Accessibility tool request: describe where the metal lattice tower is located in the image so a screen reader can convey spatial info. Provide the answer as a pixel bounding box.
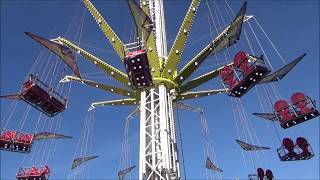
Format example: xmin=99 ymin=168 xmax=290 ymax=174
xmin=139 ymin=85 xmax=179 ymax=179
xmin=138 ymin=1 xmax=179 ymax=179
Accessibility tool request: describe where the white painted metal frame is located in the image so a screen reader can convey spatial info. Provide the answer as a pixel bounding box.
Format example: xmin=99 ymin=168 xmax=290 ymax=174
xmin=139 ymin=85 xmax=180 ymax=179
xmin=148 ymin=0 xmax=168 ymax=58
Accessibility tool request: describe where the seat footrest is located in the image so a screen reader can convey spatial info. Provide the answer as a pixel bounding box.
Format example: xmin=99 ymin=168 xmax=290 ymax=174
xmin=280 ymin=109 xmax=319 ymax=129
xmin=228 ymin=66 xmax=270 ymax=97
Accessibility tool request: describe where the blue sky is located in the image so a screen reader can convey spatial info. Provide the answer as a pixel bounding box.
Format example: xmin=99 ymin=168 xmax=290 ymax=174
xmin=1 ymin=0 xmax=319 ymax=179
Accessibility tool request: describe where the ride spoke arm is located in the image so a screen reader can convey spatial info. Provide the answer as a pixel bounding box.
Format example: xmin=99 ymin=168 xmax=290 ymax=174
xmin=174 ymin=2 xmax=248 ymax=84
xmin=89 ymin=98 xmax=138 ymax=110
xmin=176 ymin=89 xmax=226 ymax=100
xmin=161 ymin=0 xmax=201 ymax=79
xmin=57 ymin=37 xmax=130 ymax=87
xmin=179 ymin=62 xmax=233 ymax=93
xmin=82 ymin=0 xmax=128 ymax=60
xmin=140 ymin=0 xmax=160 ymax=77
xmin=60 ymin=75 xmax=137 ymax=98
xmin=128 ymin=0 xmax=152 ymax=42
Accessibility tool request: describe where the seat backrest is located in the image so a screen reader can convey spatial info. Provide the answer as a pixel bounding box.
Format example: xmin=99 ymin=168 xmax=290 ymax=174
xmin=283 ymin=138 xmax=295 ymax=150
xmin=220 ymin=66 xmax=236 ymax=87
xmin=296 ymin=137 xmax=309 ymax=149
xmin=17 ymin=134 xmax=33 ymax=143
xmin=291 ymin=92 xmax=311 ymax=113
xmin=274 ymin=100 xmax=289 ymax=113
xmin=2 ymin=131 xmax=16 ymax=140
xmin=291 ymin=92 xmax=307 ymax=106
xmin=233 ymin=51 xmax=251 ymax=75
xmin=257 ymin=168 xmax=264 ymax=180
xmin=274 ymin=100 xmax=293 ymax=122
xmin=40 ymin=166 xmax=50 ymax=175
xmin=233 ymin=51 xmax=248 ymax=68
xmin=28 ymin=167 xmax=38 ymax=175
xmin=265 ymin=169 xmax=273 ymax=180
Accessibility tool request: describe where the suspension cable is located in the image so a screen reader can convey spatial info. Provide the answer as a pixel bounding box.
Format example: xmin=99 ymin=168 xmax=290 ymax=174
xmin=230 ymin=98 xmax=248 ymax=170
xmin=253 ymin=17 xmax=287 ymax=65
xmin=18 ymin=106 xmax=31 ymax=132
xmin=176 ymin=109 xmax=187 ymax=180
xmin=1 ymin=99 xmax=19 ymax=131
xmin=247 ymin=21 xmax=274 ymax=71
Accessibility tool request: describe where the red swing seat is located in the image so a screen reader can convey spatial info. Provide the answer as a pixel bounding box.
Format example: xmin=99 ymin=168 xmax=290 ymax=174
xmin=220 ymin=51 xmax=270 ymax=97
xmin=277 ymin=137 xmax=314 ymax=161
xmin=21 ymin=74 xmax=67 ymax=117
xmin=274 ymin=93 xmax=319 ymax=129
xmin=0 ymin=130 xmax=17 ymax=150
xmin=16 ymin=166 xmax=50 ymax=180
xmin=0 ymin=130 xmax=33 ymax=153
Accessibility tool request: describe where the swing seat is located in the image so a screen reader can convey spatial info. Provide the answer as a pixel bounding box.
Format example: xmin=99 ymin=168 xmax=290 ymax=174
xmin=277 ymin=137 xmax=314 ymax=161
xmin=277 ymin=138 xmax=298 ymax=161
xmin=229 ymin=53 xmax=270 ymax=97
xmin=222 ymin=51 xmax=270 ymax=97
xmin=275 ymin=93 xmax=319 ymax=129
xmin=13 ymin=133 xmax=33 ymax=153
xmin=0 ymin=130 xmax=16 ymax=150
xmin=16 ymin=166 xmax=50 ymax=180
xmin=0 ymin=130 xmax=33 ymax=153
xmin=21 ymin=74 xmax=67 ymax=117
xmin=124 ymin=50 xmax=153 ymax=89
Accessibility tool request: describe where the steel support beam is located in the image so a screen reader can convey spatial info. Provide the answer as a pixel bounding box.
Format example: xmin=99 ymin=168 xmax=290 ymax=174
xmin=139 ymin=85 xmax=180 ymax=179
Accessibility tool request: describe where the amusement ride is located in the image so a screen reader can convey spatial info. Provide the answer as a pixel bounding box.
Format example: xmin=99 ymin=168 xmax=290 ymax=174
xmin=1 ymin=0 xmax=319 ymax=179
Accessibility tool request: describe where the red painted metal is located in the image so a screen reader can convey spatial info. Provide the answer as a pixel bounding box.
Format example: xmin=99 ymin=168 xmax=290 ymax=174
xmin=233 ymin=51 xmax=252 ymax=75
xmin=257 ymin=168 xmax=264 ymax=180
xmin=20 ymin=74 xmax=67 ymax=117
xmin=265 ymin=169 xmax=274 ymax=180
xmin=16 ymin=166 xmax=50 ymax=180
xmin=0 ymin=130 xmax=16 ymax=141
xmin=220 ymin=66 xmax=238 ymax=88
xmin=274 ymin=100 xmax=294 ymax=123
xmin=0 ymin=130 xmax=33 ymax=153
xmin=296 ymin=137 xmax=311 ymax=157
xmin=282 ymin=138 xmax=297 ymax=158
xmin=291 ymin=92 xmax=312 ymax=114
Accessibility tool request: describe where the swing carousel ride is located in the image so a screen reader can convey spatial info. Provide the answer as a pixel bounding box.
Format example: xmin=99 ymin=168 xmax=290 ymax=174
xmin=1 ymin=0 xmax=319 ymax=179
